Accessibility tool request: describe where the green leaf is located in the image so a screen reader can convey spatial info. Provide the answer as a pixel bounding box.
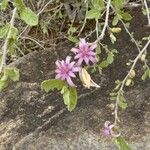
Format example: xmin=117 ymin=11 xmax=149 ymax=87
xmin=91 ymin=0 xmax=104 ymax=10
xmin=121 ymin=12 xmax=132 ymax=21
xmin=0 ymin=79 xmax=8 ymax=91
xmin=14 ymin=0 xmax=26 ymax=10
xmin=0 ymin=0 xmax=8 ymax=10
xmin=107 ymin=52 xmax=114 ymax=64
xmin=41 ymin=79 xmax=65 ymax=92
xmin=96 ymin=45 xmax=101 ymax=54
xmin=99 ymin=60 xmax=109 ymax=68
xmin=0 ymin=24 xmax=9 ymax=38
xmin=141 ymin=69 xmax=149 ymax=80
xmin=62 ymin=87 xmax=77 ymax=111
xmin=19 ymin=7 xmax=38 ymax=26
xmin=0 ymin=74 xmax=8 ymax=91
xmin=115 ymin=136 xmax=132 ymax=150
xmin=86 ymin=9 xmax=100 ymax=19
xmin=119 ymin=95 xmax=127 ymax=109
xmin=67 ymin=35 xmax=79 ymax=43
xmin=5 ymin=67 xmax=20 ymax=81
xmin=8 ymin=27 xmax=18 ymax=55
xmin=68 ymin=27 xmax=77 ymax=35
xmin=119 ymin=100 xmax=127 ymax=109
xmin=112 ymin=15 xmax=119 ymax=26
xmin=112 ymin=0 xmax=124 ymax=10
xmin=9 ymin=27 xmax=18 ymax=40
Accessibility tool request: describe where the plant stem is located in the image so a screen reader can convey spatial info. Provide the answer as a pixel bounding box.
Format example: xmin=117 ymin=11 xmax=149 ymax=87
xmin=95 ymin=0 xmax=111 ymax=43
xmin=143 ymin=0 xmax=150 ymax=26
xmin=0 ymin=8 xmax=17 ymax=73
xmin=114 ymin=40 xmax=150 ymax=125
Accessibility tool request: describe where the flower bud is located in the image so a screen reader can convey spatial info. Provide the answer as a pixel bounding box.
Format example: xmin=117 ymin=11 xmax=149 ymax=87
xmin=111 ymin=27 xmax=122 ymax=33
xmin=79 ymin=68 xmax=100 ymax=89
xmin=129 ymin=70 xmax=136 ymax=78
xmin=140 ymin=54 xmax=146 ymax=62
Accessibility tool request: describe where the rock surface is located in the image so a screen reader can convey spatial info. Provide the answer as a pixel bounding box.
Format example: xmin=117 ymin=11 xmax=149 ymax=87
xmin=0 ymin=7 xmax=150 ymax=150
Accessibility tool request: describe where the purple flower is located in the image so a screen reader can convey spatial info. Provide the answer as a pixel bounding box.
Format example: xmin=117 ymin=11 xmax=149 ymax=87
xmin=101 ymin=121 xmax=120 ymax=138
xmin=71 ymin=38 xmax=97 ymax=66
xmin=55 ymin=56 xmax=80 ymax=87
xmin=101 ymin=121 xmax=114 ymax=137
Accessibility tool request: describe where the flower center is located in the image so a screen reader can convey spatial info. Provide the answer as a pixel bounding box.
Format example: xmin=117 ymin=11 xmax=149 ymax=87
xmin=62 ymin=65 xmax=69 ymax=74
xmin=82 ymin=46 xmax=89 ymax=56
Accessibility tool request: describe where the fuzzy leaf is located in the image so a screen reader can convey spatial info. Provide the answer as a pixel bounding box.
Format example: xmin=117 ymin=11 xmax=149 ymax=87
xmin=5 ymin=68 xmax=20 ymax=81
xmin=0 ymin=24 xmax=9 ymax=38
xmin=41 ymin=79 xmax=65 ymax=92
xmin=14 ymin=0 xmax=26 ymax=10
xmin=9 ymin=27 xmax=18 ymax=40
xmin=112 ymin=0 xmax=124 ymax=10
xmin=86 ymin=9 xmax=100 ymax=19
xmin=107 ymin=52 xmax=114 ymax=64
xmin=62 ymin=87 xmax=77 ymax=111
xmin=121 ymin=12 xmax=132 ymax=21
xmin=67 ymin=35 xmax=79 ymax=43
xmin=0 ymin=74 xmax=8 ymax=91
xmin=141 ymin=69 xmax=149 ymax=80
xmin=0 ymin=0 xmax=8 ymax=10
xmin=115 ymin=136 xmax=132 ymax=150
xmin=112 ymin=15 xmax=119 ymax=26
xmin=19 ymin=7 xmax=38 ymax=26
xmin=91 ymin=0 xmax=104 ymax=10
xmin=99 ymin=60 xmax=109 ymax=68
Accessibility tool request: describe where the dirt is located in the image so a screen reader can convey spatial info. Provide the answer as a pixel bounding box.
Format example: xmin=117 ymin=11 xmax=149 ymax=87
xmin=0 ymin=7 xmax=149 ymax=150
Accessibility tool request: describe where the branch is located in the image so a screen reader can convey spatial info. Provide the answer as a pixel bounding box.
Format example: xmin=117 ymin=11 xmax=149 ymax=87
xmin=143 ymin=0 xmax=150 ymax=26
xmin=120 ymin=19 xmax=141 ymax=53
xmin=114 ymin=40 xmax=150 ymax=125
xmin=95 ymin=0 xmax=111 ymax=43
xmin=20 ymin=36 xmax=45 ymax=49
xmin=0 ymin=8 xmax=17 ymax=73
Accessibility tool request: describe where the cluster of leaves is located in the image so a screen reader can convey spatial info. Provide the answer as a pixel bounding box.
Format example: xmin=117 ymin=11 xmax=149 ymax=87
xmin=0 ymin=0 xmax=39 ymax=90
xmin=41 ymin=79 xmax=77 ymax=111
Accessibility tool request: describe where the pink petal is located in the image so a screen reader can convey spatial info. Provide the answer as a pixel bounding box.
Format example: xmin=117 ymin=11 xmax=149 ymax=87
xmin=55 ymin=60 xmax=61 ymax=68
xmin=66 ymin=56 xmax=71 ymax=64
xmin=55 ymin=74 xmax=61 ymax=79
xmin=75 ymin=53 xmax=82 ymax=59
xmin=68 ymin=71 xmax=76 ymax=78
xmin=71 ymin=48 xmax=79 ymax=53
xmin=72 ymin=67 xmax=81 ymax=72
xmin=61 ymin=74 xmax=66 ymax=80
xmin=84 ymin=57 xmax=89 ymax=65
xmin=109 ymin=124 xmax=114 ymax=130
xmin=88 ymin=51 xmax=96 ymax=56
xmin=77 ymin=58 xmax=83 ymax=66
xmin=89 ymin=56 xmax=97 ymax=63
xmin=80 ymin=38 xmax=86 ymax=44
xmin=55 ymin=69 xmax=61 ymax=73
xmin=61 ymin=60 xmax=67 ymax=68
xmin=68 ymin=62 xmax=75 ymax=68
xmin=66 ymin=77 xmax=76 ymax=87
xmin=79 ymin=38 xmax=87 ymax=49
xmin=101 ymin=128 xmax=111 ymax=137
xmin=90 ymin=43 xmax=97 ymax=50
